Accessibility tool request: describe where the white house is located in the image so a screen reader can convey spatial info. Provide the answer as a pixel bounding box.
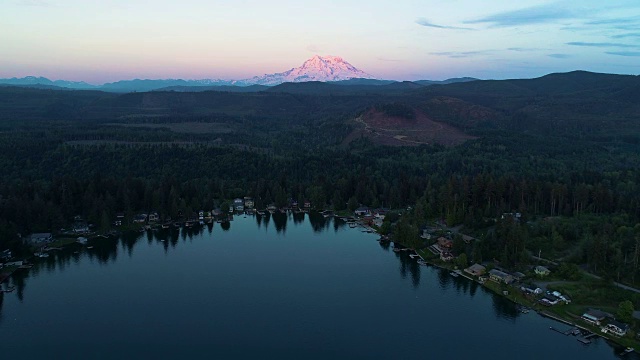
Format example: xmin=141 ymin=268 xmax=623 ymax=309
xmin=534 ymin=265 xmax=551 ymax=276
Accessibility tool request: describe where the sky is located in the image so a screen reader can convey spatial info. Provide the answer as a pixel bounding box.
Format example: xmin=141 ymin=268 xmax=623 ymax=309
xmin=1 ymin=0 xmax=640 ymax=84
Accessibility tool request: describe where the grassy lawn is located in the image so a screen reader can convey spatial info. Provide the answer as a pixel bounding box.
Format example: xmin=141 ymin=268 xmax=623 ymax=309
xmin=48 ymin=237 xmax=79 ymax=247
xmin=548 ymin=280 xmax=640 ymax=309
xmin=483 ymin=280 xmax=537 ymax=308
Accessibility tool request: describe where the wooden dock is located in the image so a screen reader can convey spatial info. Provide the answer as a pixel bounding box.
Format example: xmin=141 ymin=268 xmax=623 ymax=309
xmin=550 ymin=326 xmax=573 ymax=335
xmin=577 ymin=337 xmax=592 ymax=345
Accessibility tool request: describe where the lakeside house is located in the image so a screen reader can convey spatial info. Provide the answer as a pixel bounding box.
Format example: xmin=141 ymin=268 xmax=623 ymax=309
xmin=26 ymin=233 xmax=53 ymax=246
xmin=1 ymin=249 xmax=11 ymax=260
xmin=540 ymin=294 xmax=559 ymax=306
xmin=133 ymin=214 xmax=147 ymax=224
xmin=244 ymin=197 xmax=254 ymax=209
xmin=520 ymin=285 xmax=543 ymax=295
xmin=488 ymin=269 xmax=514 ymax=284
xmin=73 ymin=221 xmax=90 ymax=234
xmin=420 ymin=227 xmax=432 ymax=240
xmin=354 ymin=207 xmax=370 ymax=216
xmin=501 ymin=212 xmax=522 ymax=222
xmin=115 ymin=212 xmax=125 ymax=226
xmin=534 ymin=265 xmax=551 ymax=276
xmin=436 ymin=237 xmax=453 ymax=251
xmin=581 ymin=309 xmax=608 ymax=326
xmin=440 ymin=251 xmax=454 ymax=262
xmin=464 ymin=264 xmax=486 ymax=277
xmin=148 ymin=212 xmax=159 ymax=222
xmin=604 ymin=320 xmax=630 ymax=336
xmin=373 ymin=208 xmax=388 ymax=219
xmin=512 ymin=272 xmax=526 ymax=282
xmin=233 ymin=198 xmax=244 ymax=212
xmin=303 ymin=200 xmax=311 ymax=210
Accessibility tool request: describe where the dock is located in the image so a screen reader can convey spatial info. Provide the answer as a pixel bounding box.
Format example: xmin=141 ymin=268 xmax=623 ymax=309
xmin=550 ymin=326 xmax=573 ymax=335
xmin=538 ymin=311 xmax=574 ymax=326
xmin=577 ymin=337 xmax=592 ymax=345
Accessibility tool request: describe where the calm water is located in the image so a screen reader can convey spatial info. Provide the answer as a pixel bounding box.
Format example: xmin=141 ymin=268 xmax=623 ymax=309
xmin=0 ymin=213 xmax=634 ymax=359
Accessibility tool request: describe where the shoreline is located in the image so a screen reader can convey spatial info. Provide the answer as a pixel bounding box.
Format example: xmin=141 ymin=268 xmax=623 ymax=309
xmin=410 ymin=247 xmax=637 ymax=352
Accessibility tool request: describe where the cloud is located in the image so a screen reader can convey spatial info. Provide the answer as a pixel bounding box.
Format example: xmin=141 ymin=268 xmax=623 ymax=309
xmin=586 ymin=17 xmax=640 ymax=26
xmin=548 ymin=53 xmax=571 ymax=59
xmin=507 ymin=47 xmax=544 ymax=52
xmin=605 ymin=51 xmax=640 ymax=57
xmin=583 ymin=17 xmax=640 ymax=31
xmin=430 ymin=50 xmax=493 ymax=58
xmin=415 ymin=18 xmax=473 ymax=30
xmin=611 ymin=32 xmax=640 ymax=39
xmin=566 ymin=41 xmax=638 ymax=48
xmin=465 ymin=4 xmax=576 ymax=27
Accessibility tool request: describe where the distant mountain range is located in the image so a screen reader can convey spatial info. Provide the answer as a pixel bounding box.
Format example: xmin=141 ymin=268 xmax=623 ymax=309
xmin=0 ymin=55 xmax=478 ymax=92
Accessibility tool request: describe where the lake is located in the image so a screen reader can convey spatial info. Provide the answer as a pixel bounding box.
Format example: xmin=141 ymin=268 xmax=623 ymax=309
xmin=0 ymin=213 xmax=634 ymax=359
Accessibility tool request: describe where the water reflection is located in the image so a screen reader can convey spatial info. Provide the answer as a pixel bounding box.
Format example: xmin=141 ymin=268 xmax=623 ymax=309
xmin=378 ymin=240 xmax=390 ymax=251
xmin=2 ymin=217 xmax=524 ymax=330
xmin=272 ymin=213 xmax=287 ymax=233
xmin=491 ymin=293 xmax=519 ymax=321
xmin=292 ymin=212 xmax=305 ymax=224
xmin=308 ymin=212 xmax=329 ymax=232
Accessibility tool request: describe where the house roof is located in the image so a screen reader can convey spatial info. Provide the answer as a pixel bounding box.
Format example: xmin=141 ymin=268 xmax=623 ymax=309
xmin=467 ymin=264 xmax=486 ymax=270
xmin=608 ymin=319 xmax=629 ymax=330
xmin=535 ymin=265 xmax=550 ymax=272
xmin=465 ymin=264 xmax=486 ymax=275
xmin=489 ymin=269 xmax=512 ymax=279
xmin=584 ymin=309 xmax=608 ymax=320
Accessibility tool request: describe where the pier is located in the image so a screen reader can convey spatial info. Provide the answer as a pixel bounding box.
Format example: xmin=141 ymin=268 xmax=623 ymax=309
xmin=549 ymin=326 xmax=575 ymax=335
xmin=577 ymin=337 xmax=592 ymax=345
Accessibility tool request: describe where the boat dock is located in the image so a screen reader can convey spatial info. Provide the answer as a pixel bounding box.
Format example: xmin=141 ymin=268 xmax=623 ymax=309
xmin=577 ymin=337 xmax=592 ymax=345
xmin=549 ymin=326 xmax=574 ymax=335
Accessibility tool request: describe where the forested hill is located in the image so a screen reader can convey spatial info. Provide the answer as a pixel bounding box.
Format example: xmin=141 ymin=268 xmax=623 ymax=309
xmin=2 ymin=71 xmax=640 ymax=279
xmin=1 ymin=71 xmax=639 ymax=139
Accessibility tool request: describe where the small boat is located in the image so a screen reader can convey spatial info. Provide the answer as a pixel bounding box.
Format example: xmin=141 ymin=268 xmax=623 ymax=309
xmin=417 ymin=260 xmax=428 ymax=266
xmin=393 ymin=248 xmax=401 ymax=252
xmin=450 ymin=271 xmax=459 ymax=277
xmin=621 ymin=347 xmax=634 ymax=356
xmin=87 ymin=246 xmax=94 ymax=249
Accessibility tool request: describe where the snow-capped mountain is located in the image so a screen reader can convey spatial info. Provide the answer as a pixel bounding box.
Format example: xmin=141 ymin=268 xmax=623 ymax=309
xmin=242 ymin=55 xmax=374 ymax=86
xmin=0 ymin=56 xmax=376 ymax=91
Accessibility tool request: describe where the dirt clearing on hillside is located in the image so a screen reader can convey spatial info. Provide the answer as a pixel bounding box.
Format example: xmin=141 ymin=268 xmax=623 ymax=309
xmin=343 ymin=108 xmax=476 ymax=147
